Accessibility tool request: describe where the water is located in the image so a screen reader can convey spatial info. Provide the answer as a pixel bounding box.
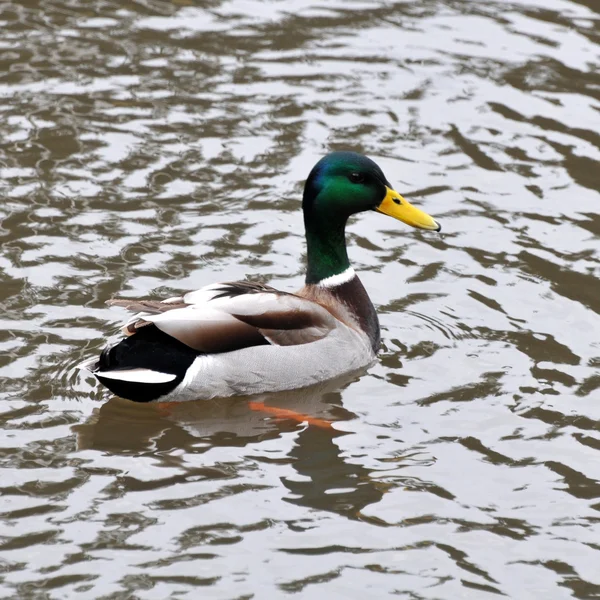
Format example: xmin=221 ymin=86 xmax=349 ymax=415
xmin=1 ymin=0 xmax=599 ymax=597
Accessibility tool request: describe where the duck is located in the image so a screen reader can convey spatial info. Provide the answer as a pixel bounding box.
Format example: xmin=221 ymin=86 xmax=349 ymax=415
xmin=78 ymin=152 xmax=440 ymax=403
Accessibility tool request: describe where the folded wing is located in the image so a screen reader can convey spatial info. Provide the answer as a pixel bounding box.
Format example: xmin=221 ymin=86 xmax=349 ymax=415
xmin=108 ymin=281 xmax=338 ymax=353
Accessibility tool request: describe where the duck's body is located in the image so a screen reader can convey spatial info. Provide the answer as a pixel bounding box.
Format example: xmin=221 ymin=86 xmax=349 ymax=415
xmin=79 ymin=152 xmax=440 ymax=403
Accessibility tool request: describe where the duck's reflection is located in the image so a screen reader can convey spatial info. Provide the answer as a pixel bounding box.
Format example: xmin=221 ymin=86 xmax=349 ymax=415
xmin=282 ymin=423 xmax=383 ymax=520
xmin=74 ymin=368 xmax=384 ymax=517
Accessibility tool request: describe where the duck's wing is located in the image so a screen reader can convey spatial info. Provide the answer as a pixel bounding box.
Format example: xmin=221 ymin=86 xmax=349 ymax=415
xmin=107 ymin=281 xmax=338 ymax=353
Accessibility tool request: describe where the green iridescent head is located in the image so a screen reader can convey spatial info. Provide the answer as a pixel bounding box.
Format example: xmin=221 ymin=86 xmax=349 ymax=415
xmin=302 ymin=152 xmax=440 ymax=284
xmin=303 ymin=152 xmax=392 ymax=218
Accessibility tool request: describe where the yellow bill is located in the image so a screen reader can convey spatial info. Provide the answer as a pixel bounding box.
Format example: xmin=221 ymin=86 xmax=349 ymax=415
xmin=376 ymin=187 xmax=441 ymax=231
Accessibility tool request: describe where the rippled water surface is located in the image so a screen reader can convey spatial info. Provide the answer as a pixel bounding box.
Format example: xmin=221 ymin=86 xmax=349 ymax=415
xmin=1 ymin=0 xmax=599 ymax=597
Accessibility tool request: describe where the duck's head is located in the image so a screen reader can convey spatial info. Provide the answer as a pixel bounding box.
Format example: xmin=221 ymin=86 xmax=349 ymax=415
xmin=302 ymin=152 xmax=440 ymax=284
xmin=303 ymin=151 xmax=440 ymax=232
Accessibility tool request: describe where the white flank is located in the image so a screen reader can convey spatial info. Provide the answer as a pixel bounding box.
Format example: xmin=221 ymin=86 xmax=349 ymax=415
xmin=95 ymin=368 xmax=177 ymax=384
xmin=318 ymin=267 xmax=356 ymax=288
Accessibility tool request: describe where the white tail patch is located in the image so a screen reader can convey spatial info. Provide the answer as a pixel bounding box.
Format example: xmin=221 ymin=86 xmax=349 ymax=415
xmin=95 ymin=368 xmax=177 ymax=384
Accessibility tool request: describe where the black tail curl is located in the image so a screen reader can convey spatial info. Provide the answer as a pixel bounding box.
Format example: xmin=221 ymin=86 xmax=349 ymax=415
xmin=96 ymin=325 xmax=200 ymax=402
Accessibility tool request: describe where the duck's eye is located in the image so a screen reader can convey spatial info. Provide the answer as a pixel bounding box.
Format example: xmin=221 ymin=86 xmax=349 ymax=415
xmin=349 ymin=172 xmax=365 ymax=184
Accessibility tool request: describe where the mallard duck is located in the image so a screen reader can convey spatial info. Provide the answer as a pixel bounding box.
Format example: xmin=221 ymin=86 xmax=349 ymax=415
xmin=78 ymin=152 xmax=440 ymax=402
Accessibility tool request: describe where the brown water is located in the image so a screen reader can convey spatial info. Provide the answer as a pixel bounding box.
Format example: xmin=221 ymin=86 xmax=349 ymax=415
xmin=1 ymin=0 xmax=599 ymax=597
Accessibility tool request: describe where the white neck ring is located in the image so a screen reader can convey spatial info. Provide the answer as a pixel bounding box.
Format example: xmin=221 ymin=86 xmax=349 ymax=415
xmin=317 ymin=267 xmax=356 ymax=288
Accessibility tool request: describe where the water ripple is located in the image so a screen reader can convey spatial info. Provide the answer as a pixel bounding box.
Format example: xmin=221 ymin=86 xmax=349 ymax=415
xmin=0 ymin=0 xmax=598 ymax=597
